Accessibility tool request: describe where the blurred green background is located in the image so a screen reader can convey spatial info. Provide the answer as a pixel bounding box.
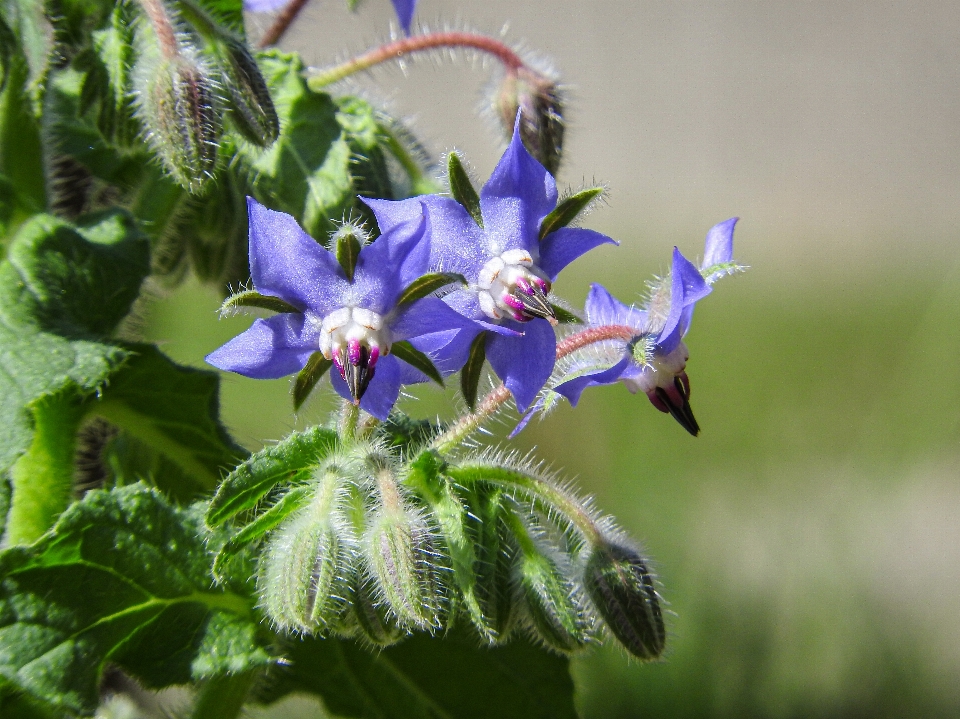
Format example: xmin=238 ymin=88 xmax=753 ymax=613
xmin=145 ymin=1 xmax=960 ymax=716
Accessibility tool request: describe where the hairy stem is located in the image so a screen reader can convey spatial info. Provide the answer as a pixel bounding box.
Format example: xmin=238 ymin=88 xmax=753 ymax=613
xmin=189 ymin=670 xmax=258 ymax=719
xmin=431 ymin=323 xmax=637 ymax=452
xmin=257 ymin=0 xmax=310 ymax=49
xmin=307 ymin=31 xmax=530 ymax=89
xmin=4 ymin=394 xmax=86 ymax=545
xmin=338 ymin=399 xmax=360 ymax=441
xmin=136 ymin=0 xmax=180 ymax=59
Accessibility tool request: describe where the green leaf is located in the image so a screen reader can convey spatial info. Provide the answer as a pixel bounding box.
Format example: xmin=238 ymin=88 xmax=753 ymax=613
xmin=231 ymin=51 xmax=396 ymax=241
xmin=550 ymin=303 xmax=582 ymax=324
xmin=220 ymin=289 xmax=301 ymax=316
xmin=0 ymin=485 xmax=271 ymax=716
xmin=89 ymin=344 xmax=247 ymax=498
xmin=447 ymin=152 xmax=483 ymax=227
xmin=396 ymin=271 xmax=466 ymax=308
xmin=213 ymin=484 xmax=311 ymax=579
xmin=460 ymin=331 xmax=488 ymax=411
xmin=0 ymin=211 xmax=149 ymax=476
xmin=538 ymin=187 xmax=603 ymax=240
xmin=206 ymin=426 xmax=339 ymax=527
xmin=293 ymin=351 xmax=333 ymax=411
xmin=335 ymin=227 xmax=362 ymax=281
xmin=256 ymin=629 xmax=578 ymax=719
xmin=391 ymin=341 xmax=443 ymax=387
xmin=0 ymin=49 xmax=45 ymax=215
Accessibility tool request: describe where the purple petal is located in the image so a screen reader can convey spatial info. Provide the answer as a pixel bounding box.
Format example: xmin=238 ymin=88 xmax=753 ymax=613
xmin=479 ymin=114 xmax=557 ymax=255
xmin=247 ymin=198 xmax=346 ymax=313
xmin=391 ymin=0 xmax=417 ymax=34
xmin=486 ymin=318 xmax=556 ymax=413
xmin=702 ymin=217 xmax=739 ymax=271
xmin=361 ymin=196 xmax=424 ymax=235
xmin=422 ymin=197 xmax=489 ymax=279
xmin=352 ymin=214 xmax=429 ymax=311
xmin=330 ymin=354 xmax=403 ymax=420
xmin=584 ymin=283 xmax=646 ymax=330
xmin=553 ymin=356 xmax=632 ymax=407
xmin=657 ymin=248 xmax=711 ymax=353
xmin=390 ymin=296 xmax=477 ymax=343
xmin=538 ymin=227 xmax=618 ymax=281
xmin=412 ymin=324 xmax=481 ymax=375
xmin=244 ymin=0 xmax=288 ymax=11
xmin=509 ymin=396 xmax=545 ymax=437
xmin=205 ymin=314 xmax=317 ymax=379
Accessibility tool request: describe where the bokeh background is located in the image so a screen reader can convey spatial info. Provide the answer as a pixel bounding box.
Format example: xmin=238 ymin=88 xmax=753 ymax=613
xmin=143 ymin=1 xmax=960 ymax=716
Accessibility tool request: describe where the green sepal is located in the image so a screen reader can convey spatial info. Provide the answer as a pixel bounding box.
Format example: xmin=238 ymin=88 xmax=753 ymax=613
xmin=550 ymin=303 xmax=582 ymax=324
xmin=396 ymin=271 xmax=466 ymax=307
xmin=447 ymin=152 xmax=483 ymax=227
xmin=391 ymin=341 xmax=444 ymax=387
xmin=220 ymin=289 xmax=301 ymax=316
xmin=293 ymin=351 xmax=333 ymax=411
xmin=460 ymin=331 xmax=488 ymax=411
xmin=213 ymin=484 xmax=311 ymax=580
xmin=538 ymin=187 xmax=603 ymax=240
xmin=335 ymin=228 xmax=362 ymax=281
xmin=206 ymin=426 xmax=339 ymax=527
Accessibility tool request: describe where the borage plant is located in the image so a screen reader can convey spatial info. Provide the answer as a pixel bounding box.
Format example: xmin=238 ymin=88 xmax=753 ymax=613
xmin=0 ymin=0 xmax=744 ymax=716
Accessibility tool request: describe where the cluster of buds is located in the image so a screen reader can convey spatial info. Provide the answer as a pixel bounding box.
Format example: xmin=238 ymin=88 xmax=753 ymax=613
xmin=131 ymin=0 xmax=278 ymax=193
xmin=209 ymin=425 xmax=666 ymax=660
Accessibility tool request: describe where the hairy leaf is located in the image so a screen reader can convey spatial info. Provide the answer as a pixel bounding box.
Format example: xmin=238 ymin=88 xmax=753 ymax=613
xmin=390 ymin=341 xmax=444 ymax=387
xmin=256 ymin=630 xmax=577 ymax=719
xmin=538 ymin=187 xmax=603 ymax=240
xmin=207 ymin=426 xmax=339 ymax=527
xmin=396 ymin=272 xmax=466 ymax=308
xmin=221 ymin=289 xmax=301 ymax=316
xmin=0 ymin=485 xmax=271 ymax=716
xmin=447 ymin=151 xmax=483 ymax=227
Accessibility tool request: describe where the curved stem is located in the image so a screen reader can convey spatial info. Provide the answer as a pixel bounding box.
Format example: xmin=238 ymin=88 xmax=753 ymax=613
xmin=338 ymin=399 xmax=360 ymax=441
xmin=189 ymin=670 xmax=258 ymax=719
xmin=430 ymin=323 xmax=638 ymax=453
xmin=257 ymin=0 xmax=311 ymax=49
xmin=307 ymin=31 xmax=529 ymax=90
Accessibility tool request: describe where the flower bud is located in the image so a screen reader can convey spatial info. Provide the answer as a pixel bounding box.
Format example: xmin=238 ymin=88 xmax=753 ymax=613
xmin=136 ymin=50 xmax=221 ymax=194
xmin=215 ymin=38 xmax=279 ymax=147
xmin=583 ymin=540 xmax=666 ymax=660
xmin=258 ymin=471 xmax=354 ymax=634
xmin=464 ymin=487 xmax=518 ymax=641
xmin=518 ymin=546 xmax=593 ymax=652
xmin=493 ymin=69 xmax=564 ymax=174
xmin=349 ymin=573 xmax=405 ymax=646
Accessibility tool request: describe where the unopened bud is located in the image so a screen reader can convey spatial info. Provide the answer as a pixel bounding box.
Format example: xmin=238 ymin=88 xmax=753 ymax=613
xmin=365 ymin=509 xmax=443 ymax=630
xmin=583 ymin=540 xmax=666 ymax=660
xmin=216 ymin=38 xmax=279 ymax=147
xmin=137 ymin=51 xmax=221 ymax=193
xmin=349 ymin=574 xmax=405 ymax=646
xmin=494 ymin=69 xmax=564 ymax=174
xmin=466 ymin=487 xmax=518 ymax=641
xmin=258 ymin=472 xmax=353 ymax=634
xmin=518 ymin=545 xmax=593 ymax=652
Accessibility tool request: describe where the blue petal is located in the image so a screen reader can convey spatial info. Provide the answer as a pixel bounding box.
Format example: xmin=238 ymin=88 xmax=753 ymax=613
xmin=584 ymin=283 xmax=646 ymax=330
xmin=330 ymin=354 xmax=404 ymax=420
xmin=243 ymin=0 xmax=287 ymax=11
xmin=391 ymin=0 xmax=417 ymax=34
xmin=702 ymin=217 xmax=739 ymax=271
xmin=362 ymin=196 xmax=424 ymax=234
xmin=538 ymin=227 xmax=618 ymax=281
xmin=205 ymin=314 xmax=317 ymax=379
xmin=422 ymin=197 xmax=489 ymax=280
xmin=247 ymin=198 xmax=346 ymax=313
xmin=486 ymin=318 xmax=556 ymax=412
xmin=412 ymin=324 xmax=480 ymax=375
xmin=553 ymin=356 xmax=632 ymax=407
xmin=479 ymin=114 xmax=557 ymax=256
xmin=390 ymin=296 xmax=477 ymax=343
xmin=657 ymin=248 xmax=711 ymax=353
xmin=352 ymin=214 xmax=429 ymax=312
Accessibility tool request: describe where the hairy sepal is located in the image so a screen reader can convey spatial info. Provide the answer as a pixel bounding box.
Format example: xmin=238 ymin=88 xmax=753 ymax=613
xmin=539 ymin=187 xmax=603 ymax=240
xmin=447 ymin=151 xmax=482 ymax=227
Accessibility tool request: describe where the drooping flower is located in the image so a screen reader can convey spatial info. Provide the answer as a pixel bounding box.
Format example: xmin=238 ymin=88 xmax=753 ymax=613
xmin=206 ymin=198 xmax=471 ymax=419
xmin=547 ymin=218 xmax=742 ymax=435
xmin=363 ymin=116 xmax=617 ymax=412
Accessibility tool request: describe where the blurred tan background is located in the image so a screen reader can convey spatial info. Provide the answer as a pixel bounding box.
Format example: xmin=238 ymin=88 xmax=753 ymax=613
xmin=146 ymin=1 xmax=960 ymax=716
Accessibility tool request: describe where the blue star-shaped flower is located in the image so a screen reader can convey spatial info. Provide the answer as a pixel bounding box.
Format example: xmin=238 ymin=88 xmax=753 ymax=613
xmin=364 ymin=117 xmax=617 ymax=412
xmin=206 ymin=198 xmax=470 ymax=419
xmin=550 ymin=218 xmax=741 ymax=435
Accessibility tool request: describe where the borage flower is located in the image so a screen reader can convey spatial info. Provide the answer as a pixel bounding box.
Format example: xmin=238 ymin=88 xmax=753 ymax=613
xmin=244 ymin=0 xmax=417 ymax=36
xmin=543 ymin=218 xmax=742 ymax=435
xmin=365 ymin=116 xmax=616 ymax=412
xmin=206 ymin=198 xmax=471 ymax=419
